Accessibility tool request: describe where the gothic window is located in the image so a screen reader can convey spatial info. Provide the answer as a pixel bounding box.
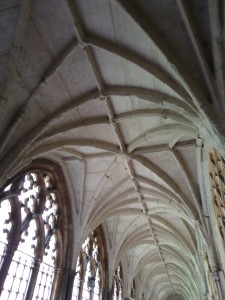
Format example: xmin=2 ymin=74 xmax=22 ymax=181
xmin=72 ymin=228 xmax=106 ymax=300
xmin=130 ymin=279 xmax=136 ymax=300
xmin=0 ymin=161 xmax=70 ymax=300
xmin=113 ymin=263 xmax=123 ymax=300
xmin=209 ymin=148 xmax=225 ymax=243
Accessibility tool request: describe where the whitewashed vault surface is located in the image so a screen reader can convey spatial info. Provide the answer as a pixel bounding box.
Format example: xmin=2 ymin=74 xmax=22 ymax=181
xmin=0 ymin=0 xmax=225 ymax=299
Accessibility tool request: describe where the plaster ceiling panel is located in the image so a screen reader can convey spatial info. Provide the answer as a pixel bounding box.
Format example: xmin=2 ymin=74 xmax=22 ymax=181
xmin=78 ymin=0 xmax=184 ymax=93
xmin=108 ymin=0 xmax=174 ymax=75
xmin=114 ymin=220 xmax=138 ymax=244
xmin=132 ymin=0 xmax=207 ymax=92
xmin=141 ymin=151 xmax=196 ymax=202
xmin=131 ymin=159 xmax=177 ymax=193
xmin=185 ymin=0 xmax=213 ymax=66
xmin=45 ymin=127 xmax=93 ymax=143
xmin=177 ymin=147 xmax=200 ymax=196
xmin=93 ymin=46 xmax=179 ymax=96
xmin=3 ymin=102 xmax=48 ymax=154
xmin=104 ymin=216 xmax=115 ymax=233
xmin=108 ymin=162 xmax=132 ymax=187
xmin=117 ymin=118 xmax=141 ymax=146
xmin=110 ymin=6 xmax=185 ymax=95
xmin=99 ymin=182 xmax=135 ymax=210
xmin=82 ymin=191 xmax=98 ymax=215
xmin=0 ymin=0 xmax=20 ymax=11
xmin=121 ymin=117 xmax=175 ymax=144
xmin=110 ymin=96 xmax=134 ymax=115
xmin=130 ymin=131 xmax=197 ymax=149
xmin=132 ymin=245 xmax=149 ymax=259
xmin=85 ymin=172 xmax=107 ymax=193
xmin=86 ymin=156 xmax=116 ymax=174
xmin=126 ymin=216 xmax=148 ymax=231
xmin=76 ymin=99 xmax=106 ymax=118
xmin=0 ymin=53 xmax=10 ymax=127
xmin=149 ymin=207 xmax=181 ymax=222
xmin=177 ymin=136 xmax=196 ymax=143
xmin=3 ymin=72 xmax=30 ymax=120
xmin=91 ymin=47 xmax=125 ymax=86
xmin=152 ymin=214 xmax=186 ymax=236
xmin=139 ymin=116 xmax=179 ymax=131
xmin=81 ymin=124 xmax=118 ymax=145
xmin=119 ymin=201 xmax=142 ymax=211
xmin=99 ymin=173 xmax=131 ymax=195
xmin=112 ymin=60 xmax=156 ymax=90
xmin=144 ymin=199 xmax=169 ymax=211
xmin=0 ymin=5 xmax=20 ymax=56
xmin=66 ymin=159 xmax=83 ymax=209
xmin=111 ymin=95 xmax=171 ymax=115
xmin=32 ymin=0 xmax=76 ymax=57
xmin=57 ymin=47 xmax=98 ymax=98
xmin=158 ymin=234 xmax=185 ymax=257
xmin=39 ymin=109 xmax=82 ymax=136
xmin=17 ymin=19 xmax=52 ymax=89
xmin=156 ymin=219 xmax=193 ymax=251
xmin=69 ymin=146 xmax=111 ymax=155
xmin=31 ymin=73 xmax=71 ymax=114
xmin=138 ymin=181 xmax=158 ymax=191
xmin=40 ymin=124 xmax=116 ymax=153
xmin=76 ymin=0 xmax=116 ymax=41
xmin=104 ymin=218 xmax=116 ymax=248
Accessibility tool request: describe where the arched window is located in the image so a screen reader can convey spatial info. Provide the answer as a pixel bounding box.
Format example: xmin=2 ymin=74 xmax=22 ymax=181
xmin=72 ymin=228 xmax=106 ymax=299
xmin=0 ymin=161 xmax=70 ymax=299
xmin=130 ymin=279 xmax=136 ymax=300
xmin=113 ymin=263 xmax=123 ymax=300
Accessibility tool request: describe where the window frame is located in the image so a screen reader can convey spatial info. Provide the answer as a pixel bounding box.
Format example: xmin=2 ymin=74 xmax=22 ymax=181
xmin=0 ymin=159 xmax=72 ymax=300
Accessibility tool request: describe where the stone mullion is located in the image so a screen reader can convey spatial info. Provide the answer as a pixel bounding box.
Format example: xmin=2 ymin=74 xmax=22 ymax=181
xmin=78 ymin=279 xmax=84 ymax=300
xmin=210 ymin=155 xmax=222 ymax=237
xmin=24 ymin=172 xmax=47 ymax=300
xmin=216 ymin=154 xmax=225 ymax=239
xmin=24 ymin=259 xmax=41 ymax=300
xmin=213 ymin=165 xmax=223 ymax=238
xmin=211 ymin=151 xmax=225 ymax=242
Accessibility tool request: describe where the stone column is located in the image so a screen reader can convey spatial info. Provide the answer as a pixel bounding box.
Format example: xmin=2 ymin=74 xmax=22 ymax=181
xmin=64 ymin=269 xmax=76 ymax=300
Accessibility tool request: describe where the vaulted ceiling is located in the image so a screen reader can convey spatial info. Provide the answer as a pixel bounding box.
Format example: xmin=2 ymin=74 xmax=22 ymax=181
xmin=1 ymin=0 xmax=225 ymax=299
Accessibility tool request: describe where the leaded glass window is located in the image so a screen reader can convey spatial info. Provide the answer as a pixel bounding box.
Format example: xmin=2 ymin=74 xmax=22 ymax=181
xmin=72 ymin=229 xmax=105 ymax=300
xmin=0 ymin=165 xmax=68 ymax=300
xmin=113 ymin=263 xmax=123 ymax=300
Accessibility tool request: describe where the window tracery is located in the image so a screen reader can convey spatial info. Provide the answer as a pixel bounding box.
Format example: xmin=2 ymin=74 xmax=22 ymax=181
xmin=0 ymin=162 xmax=70 ymax=300
xmin=113 ymin=263 xmax=123 ymax=300
xmin=72 ymin=229 xmax=105 ymax=300
xmin=209 ymin=148 xmax=225 ymax=243
xmin=130 ymin=279 xmax=136 ymax=300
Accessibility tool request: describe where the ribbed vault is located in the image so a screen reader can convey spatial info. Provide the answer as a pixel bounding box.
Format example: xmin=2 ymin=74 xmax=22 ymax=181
xmin=1 ymin=0 xmax=225 ymax=299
